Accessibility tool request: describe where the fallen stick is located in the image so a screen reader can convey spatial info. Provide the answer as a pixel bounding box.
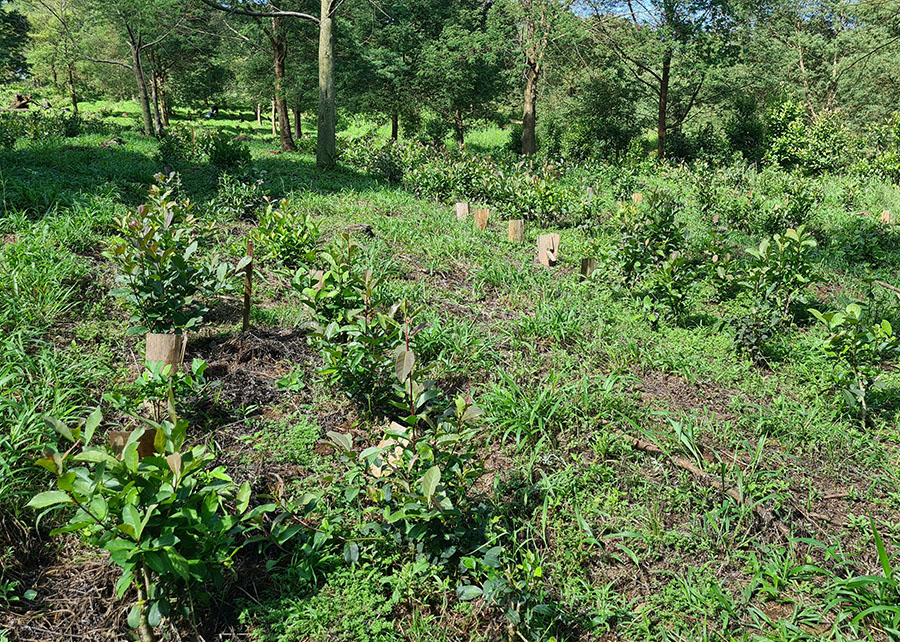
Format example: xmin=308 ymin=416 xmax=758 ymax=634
xmin=873 ymin=280 xmax=900 ymax=301
xmin=622 ymin=433 xmax=791 ymax=539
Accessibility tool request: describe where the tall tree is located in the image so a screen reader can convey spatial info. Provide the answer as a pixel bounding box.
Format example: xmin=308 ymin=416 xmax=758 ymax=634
xmin=417 ymin=12 xmax=508 ymax=145
xmin=581 ymin=0 xmax=735 ymax=159
xmin=199 ymin=0 xmax=337 ymax=165
xmin=497 ymin=0 xmax=574 ymax=155
xmin=0 ymin=1 xmax=30 ymax=84
xmin=35 ymin=0 xmax=187 ymax=135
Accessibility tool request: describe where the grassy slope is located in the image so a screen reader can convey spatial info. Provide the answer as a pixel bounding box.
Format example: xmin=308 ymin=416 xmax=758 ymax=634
xmin=2 ymin=104 xmax=900 ymax=641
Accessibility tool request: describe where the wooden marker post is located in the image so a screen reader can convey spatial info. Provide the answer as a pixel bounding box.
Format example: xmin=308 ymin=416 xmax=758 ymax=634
xmin=455 ymin=202 xmax=470 ymax=220
xmin=537 ymin=233 xmax=560 ymax=267
xmin=309 ymin=269 xmax=325 ymax=292
xmin=579 ymin=258 xmax=597 ymax=281
xmin=881 ymin=210 xmax=893 ymax=225
xmin=242 ymin=239 xmax=253 ymax=332
xmin=473 ymin=208 xmax=490 ymax=231
xmin=508 ymin=220 xmax=525 ymax=243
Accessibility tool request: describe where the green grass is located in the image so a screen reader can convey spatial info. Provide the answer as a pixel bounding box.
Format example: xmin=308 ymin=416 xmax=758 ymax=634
xmin=2 ymin=101 xmax=900 ymax=641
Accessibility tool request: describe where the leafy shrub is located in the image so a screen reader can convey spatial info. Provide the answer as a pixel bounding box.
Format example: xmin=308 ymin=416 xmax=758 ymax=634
xmin=616 ymin=190 xmax=686 ymax=285
xmin=209 ymin=171 xmax=268 ymax=220
xmin=0 ymin=109 xmax=109 ymax=147
xmin=833 ymin=215 xmax=899 ymax=266
xmin=28 ymin=406 xmax=306 ymax=641
xmin=538 ymin=69 xmax=639 ymax=162
xmin=206 ymin=130 xmax=251 ymax=169
xmin=253 ymin=198 xmax=320 ymax=269
xmin=731 ymin=226 xmax=818 ymax=359
xmin=725 ymin=94 xmax=766 ymax=163
xmin=293 ymin=232 xmax=368 ymax=327
xmin=325 ymin=391 xmax=486 ymax=559
xmin=107 ymin=173 xmax=249 ymax=334
xmin=810 ymin=302 xmax=900 ymax=423
xmin=766 ymin=98 xmax=851 ymax=174
xmin=156 ymin=126 xmax=249 ymax=169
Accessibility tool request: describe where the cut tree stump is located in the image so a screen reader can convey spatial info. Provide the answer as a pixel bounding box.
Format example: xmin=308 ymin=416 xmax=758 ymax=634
xmin=508 ymin=219 xmax=524 ymax=243
xmin=455 ymin=202 xmax=470 ymax=220
xmin=537 ymin=233 xmax=560 ymax=267
xmin=579 ymin=258 xmax=596 ymax=281
xmin=473 ymin=208 xmax=490 ymax=231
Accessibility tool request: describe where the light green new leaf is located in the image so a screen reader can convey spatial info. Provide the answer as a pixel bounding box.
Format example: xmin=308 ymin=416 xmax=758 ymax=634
xmin=27 ymin=490 xmax=73 ymax=509
xmin=421 ymin=465 xmax=440 ymax=501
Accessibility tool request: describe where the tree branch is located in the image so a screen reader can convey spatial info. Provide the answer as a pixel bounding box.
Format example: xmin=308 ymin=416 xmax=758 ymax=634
xmin=198 ymin=0 xmax=318 ymax=23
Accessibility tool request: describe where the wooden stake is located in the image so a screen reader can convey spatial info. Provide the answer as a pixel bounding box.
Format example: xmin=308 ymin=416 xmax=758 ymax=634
xmin=242 ymin=239 xmax=253 ymax=332
xmin=309 ymin=269 xmax=325 ymax=292
xmin=579 ymin=258 xmax=596 ymax=281
xmin=881 ymin=210 xmax=893 ymax=225
xmin=508 ymin=219 xmax=525 ymax=243
xmin=473 ymin=207 xmax=490 ymax=231
xmin=537 ymin=234 xmax=560 ymax=267
xmin=455 ymin=202 xmax=470 ymax=220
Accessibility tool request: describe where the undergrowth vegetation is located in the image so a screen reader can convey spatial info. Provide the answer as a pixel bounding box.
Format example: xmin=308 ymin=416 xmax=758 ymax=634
xmin=2 ymin=107 xmax=900 ymax=642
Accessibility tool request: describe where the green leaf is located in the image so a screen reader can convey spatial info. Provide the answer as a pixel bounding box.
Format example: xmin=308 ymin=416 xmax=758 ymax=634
xmin=83 ymin=408 xmax=102 ymax=445
xmin=421 ymin=466 xmax=440 ymax=501
xmin=236 ymin=481 xmax=251 ymax=514
xmin=73 ymin=449 xmax=118 ymax=466
xmin=127 ymin=604 xmax=141 ymax=629
xmin=343 ymin=541 xmax=359 ymax=564
xmin=326 ymin=431 xmax=352 ymax=453
xmin=456 ymin=585 xmax=483 ymax=601
xmin=44 ymin=416 xmax=75 ymax=443
xmin=123 ymin=504 xmax=141 ymax=539
xmin=393 ymin=346 xmax=415 ymax=383
xmin=115 ymin=567 xmax=135 ymax=599
xmin=27 ymin=491 xmax=72 ymax=509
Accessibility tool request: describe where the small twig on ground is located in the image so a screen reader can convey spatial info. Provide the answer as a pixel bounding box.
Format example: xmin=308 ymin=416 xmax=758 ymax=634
xmin=621 ymin=432 xmax=792 ymax=539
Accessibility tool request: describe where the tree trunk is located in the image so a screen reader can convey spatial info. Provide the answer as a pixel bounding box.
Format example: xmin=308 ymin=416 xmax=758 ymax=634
xmin=256 ymin=103 xmax=262 ymax=126
xmin=150 ymin=69 xmax=164 ymax=135
xmin=271 ymin=99 xmax=277 ymax=136
xmin=51 ymin=63 xmax=59 ymax=92
xmin=454 ymin=109 xmax=465 ymax=147
xmin=159 ymin=83 xmax=170 ymax=127
xmin=272 ymin=17 xmax=296 ymax=152
xmin=521 ymin=60 xmax=538 ymax=155
xmin=317 ymin=0 xmax=336 ymax=167
xmin=391 ymin=110 xmax=399 ymax=140
xmin=657 ymin=50 xmax=671 ymax=160
xmin=66 ymin=63 xmax=78 ymax=115
xmin=128 ymin=36 xmax=154 ymax=137
xmin=294 ymin=101 xmax=302 ymax=139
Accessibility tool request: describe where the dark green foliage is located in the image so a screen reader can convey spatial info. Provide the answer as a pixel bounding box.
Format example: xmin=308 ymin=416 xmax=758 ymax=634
xmin=724 ymin=94 xmax=766 ymax=163
xmin=253 ymin=198 xmax=320 ymax=269
xmin=0 ymin=5 xmax=29 ymax=83
xmin=731 ymin=226 xmax=818 ymax=359
xmin=539 ymin=70 xmax=640 ymax=162
xmin=811 ymin=302 xmax=900 ymax=423
xmin=28 ymin=406 xmax=307 ymax=635
xmin=209 ymin=171 xmax=268 ymax=220
xmin=156 ymin=125 xmax=250 ymax=170
xmin=106 ymin=173 xmax=248 ymax=334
